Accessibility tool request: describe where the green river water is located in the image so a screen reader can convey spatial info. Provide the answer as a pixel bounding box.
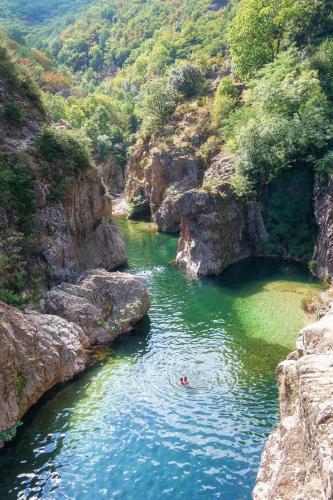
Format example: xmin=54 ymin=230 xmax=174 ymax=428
xmin=0 ymin=217 xmax=321 ymax=499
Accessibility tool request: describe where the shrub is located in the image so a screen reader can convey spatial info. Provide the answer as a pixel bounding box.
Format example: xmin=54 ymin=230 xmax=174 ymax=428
xmin=168 ymin=63 xmax=205 ymax=98
xmin=212 ymin=78 xmax=239 ymax=127
xmin=0 ymin=422 xmax=22 ymax=444
xmin=137 ymin=79 xmax=177 ymax=135
xmin=4 ymin=101 xmax=25 ymax=126
xmin=36 ymin=126 xmax=92 ymax=175
xmin=0 ymin=156 xmax=35 ymax=229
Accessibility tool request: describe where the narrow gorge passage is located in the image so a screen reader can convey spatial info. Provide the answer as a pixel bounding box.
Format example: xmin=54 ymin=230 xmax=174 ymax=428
xmin=0 ymin=218 xmax=321 ymax=499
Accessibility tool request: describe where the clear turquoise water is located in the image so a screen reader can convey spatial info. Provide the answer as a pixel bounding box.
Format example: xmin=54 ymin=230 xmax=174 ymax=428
xmin=0 ymin=218 xmax=321 ymax=499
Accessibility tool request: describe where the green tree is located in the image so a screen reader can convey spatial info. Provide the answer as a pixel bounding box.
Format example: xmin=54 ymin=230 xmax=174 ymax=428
xmin=228 ymin=0 xmax=326 ymax=79
xmin=137 ymin=78 xmax=177 ymax=135
xmin=168 ymin=63 xmax=204 ymax=98
xmin=212 ymin=77 xmax=239 ymax=127
xmin=230 ymin=49 xmax=332 ymax=193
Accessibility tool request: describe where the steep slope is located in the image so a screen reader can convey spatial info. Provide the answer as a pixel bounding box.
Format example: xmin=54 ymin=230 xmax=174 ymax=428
xmin=0 ymin=43 xmax=126 ymax=304
xmin=254 ymin=291 xmax=333 ymax=499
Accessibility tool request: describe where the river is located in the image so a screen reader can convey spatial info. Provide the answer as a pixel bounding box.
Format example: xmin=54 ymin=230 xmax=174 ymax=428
xmin=0 ymin=218 xmax=321 ymax=499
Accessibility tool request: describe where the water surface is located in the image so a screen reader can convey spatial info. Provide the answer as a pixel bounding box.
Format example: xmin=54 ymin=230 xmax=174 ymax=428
xmin=0 ymin=218 xmax=321 ymax=499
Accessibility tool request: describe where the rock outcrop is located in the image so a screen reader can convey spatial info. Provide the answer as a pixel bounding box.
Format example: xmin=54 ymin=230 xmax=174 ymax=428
xmin=33 ymin=171 xmax=127 ymax=285
xmin=0 ymin=301 xmax=89 ymax=444
xmin=98 ymin=157 xmax=125 ymax=194
xmin=176 ymin=187 xmax=251 ymax=275
xmin=254 ymin=298 xmax=333 ymax=499
xmin=44 ymin=269 xmax=150 ymax=345
xmin=175 ymin=153 xmax=269 ymax=275
xmin=313 ymin=176 xmax=333 ymax=281
xmin=0 ymin=269 xmax=149 ymax=446
xmin=125 ymin=102 xmax=212 ymax=228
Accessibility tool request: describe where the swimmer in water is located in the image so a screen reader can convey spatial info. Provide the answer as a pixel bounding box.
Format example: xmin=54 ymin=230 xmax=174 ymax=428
xmin=180 ymin=376 xmax=190 ymax=386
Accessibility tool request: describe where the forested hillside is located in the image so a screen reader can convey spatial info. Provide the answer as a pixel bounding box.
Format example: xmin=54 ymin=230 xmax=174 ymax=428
xmin=0 ymin=0 xmax=333 ymax=287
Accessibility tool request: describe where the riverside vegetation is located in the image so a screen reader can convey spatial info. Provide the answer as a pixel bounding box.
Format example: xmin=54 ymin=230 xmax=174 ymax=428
xmin=1 ymin=0 xmax=333 ymax=498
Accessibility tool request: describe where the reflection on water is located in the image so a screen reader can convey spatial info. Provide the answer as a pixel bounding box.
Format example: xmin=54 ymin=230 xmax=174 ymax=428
xmin=0 ymin=218 xmax=321 ymax=499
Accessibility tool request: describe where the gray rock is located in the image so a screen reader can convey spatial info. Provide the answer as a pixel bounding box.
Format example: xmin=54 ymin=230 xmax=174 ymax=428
xmin=0 ymin=302 xmax=89 ymax=441
xmin=0 ymin=269 xmax=149 ymax=445
xmin=176 ymin=188 xmax=250 ymax=275
xmin=313 ymin=177 xmax=333 ymax=280
xmin=44 ymin=269 xmax=150 ymax=345
xmin=33 ymin=171 xmax=127 ymax=285
xmin=254 ymin=305 xmax=333 ymax=499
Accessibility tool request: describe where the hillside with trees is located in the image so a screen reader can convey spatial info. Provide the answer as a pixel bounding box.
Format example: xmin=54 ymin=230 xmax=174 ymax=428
xmin=0 ymin=0 xmax=333 ymax=279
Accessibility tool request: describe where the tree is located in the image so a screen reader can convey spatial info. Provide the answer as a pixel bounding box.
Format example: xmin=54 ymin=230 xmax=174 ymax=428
xmin=212 ymin=77 xmax=239 ymax=127
xmin=231 ymin=49 xmax=332 ymax=192
xmin=137 ymin=78 xmax=177 ymax=135
xmin=228 ymin=0 xmax=326 ymax=79
xmin=168 ymin=63 xmax=204 ymax=98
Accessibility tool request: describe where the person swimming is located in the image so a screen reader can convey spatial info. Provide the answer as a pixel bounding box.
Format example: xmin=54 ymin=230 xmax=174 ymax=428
xmin=180 ymin=376 xmax=190 ymax=386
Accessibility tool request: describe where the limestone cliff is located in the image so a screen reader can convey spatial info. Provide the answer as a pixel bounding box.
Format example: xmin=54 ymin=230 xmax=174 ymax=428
xmin=254 ymin=295 xmax=333 ymax=499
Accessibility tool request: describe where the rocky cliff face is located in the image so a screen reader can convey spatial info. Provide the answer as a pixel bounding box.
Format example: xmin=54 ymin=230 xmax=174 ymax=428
xmin=254 ymin=295 xmax=333 ymax=499
xmin=0 ymin=269 xmax=149 ymax=447
xmin=33 ymin=170 xmax=126 ymax=285
xmin=176 ymin=186 xmax=251 ymax=275
xmin=313 ymin=176 xmax=333 ymax=281
xmin=124 ymin=102 xmax=212 ymax=229
xmin=175 ymin=153 xmax=268 ymax=275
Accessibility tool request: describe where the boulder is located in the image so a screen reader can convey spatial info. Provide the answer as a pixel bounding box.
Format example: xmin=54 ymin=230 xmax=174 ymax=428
xmin=176 ymin=188 xmax=250 ymax=275
xmin=43 ymin=269 xmax=150 ymax=345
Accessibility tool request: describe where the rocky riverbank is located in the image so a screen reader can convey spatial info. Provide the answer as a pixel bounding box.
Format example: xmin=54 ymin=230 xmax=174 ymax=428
xmin=0 ymin=269 xmax=149 ymax=447
xmin=253 ymin=291 xmax=333 ymax=499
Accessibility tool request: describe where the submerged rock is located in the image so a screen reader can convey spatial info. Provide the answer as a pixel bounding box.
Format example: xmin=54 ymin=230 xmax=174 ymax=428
xmin=254 ymin=296 xmax=333 ymax=499
xmin=0 ymin=270 xmax=149 ymax=446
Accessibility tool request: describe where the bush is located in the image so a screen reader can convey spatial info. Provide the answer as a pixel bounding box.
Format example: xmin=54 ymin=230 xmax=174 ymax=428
xmin=4 ymin=101 xmax=24 ymax=126
xmin=36 ymin=126 xmax=92 ymax=175
xmin=0 ymin=156 xmax=35 ymax=229
xmin=137 ymin=79 xmax=177 ymax=135
xmin=212 ymin=78 xmax=239 ymax=127
xmin=168 ymin=63 xmax=204 ymax=98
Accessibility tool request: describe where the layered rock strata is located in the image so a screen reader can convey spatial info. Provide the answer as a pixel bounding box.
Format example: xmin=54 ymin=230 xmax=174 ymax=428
xmin=254 ymin=302 xmax=333 ymax=499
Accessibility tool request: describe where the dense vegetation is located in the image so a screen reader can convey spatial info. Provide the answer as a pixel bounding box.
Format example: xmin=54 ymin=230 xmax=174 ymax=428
xmin=0 ymin=0 xmax=333 ymax=275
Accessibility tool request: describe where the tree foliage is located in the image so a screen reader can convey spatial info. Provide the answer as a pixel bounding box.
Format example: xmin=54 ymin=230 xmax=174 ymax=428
xmin=228 ymin=0 xmax=332 ymax=78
